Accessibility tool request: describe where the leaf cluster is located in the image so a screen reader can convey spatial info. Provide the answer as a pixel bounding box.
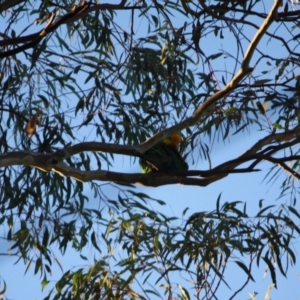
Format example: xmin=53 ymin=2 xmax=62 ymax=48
xmin=1 ymin=0 xmax=300 ymax=299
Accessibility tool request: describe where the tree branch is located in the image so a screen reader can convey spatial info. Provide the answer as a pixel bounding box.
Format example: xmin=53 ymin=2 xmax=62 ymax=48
xmin=0 ymin=0 xmax=25 ymax=13
xmin=1 ymin=122 xmax=300 ymax=186
xmin=138 ymin=0 xmax=282 ymax=153
xmin=0 ymin=0 xmax=138 ymax=58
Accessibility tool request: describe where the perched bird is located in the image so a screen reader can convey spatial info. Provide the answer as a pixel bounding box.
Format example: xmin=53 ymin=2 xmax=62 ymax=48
xmin=140 ymin=133 xmax=188 ymax=173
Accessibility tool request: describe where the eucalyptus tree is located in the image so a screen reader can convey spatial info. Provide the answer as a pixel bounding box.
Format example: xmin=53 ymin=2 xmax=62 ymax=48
xmin=1 ymin=0 xmax=300 ymax=299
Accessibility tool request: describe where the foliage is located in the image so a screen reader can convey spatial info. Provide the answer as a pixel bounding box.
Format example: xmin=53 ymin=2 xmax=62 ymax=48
xmin=1 ymin=0 xmax=300 ymax=299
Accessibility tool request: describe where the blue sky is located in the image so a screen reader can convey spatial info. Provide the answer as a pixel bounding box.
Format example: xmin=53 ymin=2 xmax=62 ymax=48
xmin=2 ymin=125 xmax=300 ymax=299
xmin=1 ymin=1 xmax=300 ymax=299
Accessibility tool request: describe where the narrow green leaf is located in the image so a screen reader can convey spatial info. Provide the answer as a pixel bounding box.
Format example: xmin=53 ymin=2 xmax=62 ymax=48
xmin=179 ymin=285 xmax=190 ymax=300
xmin=235 ymin=261 xmax=255 ymax=282
xmin=263 ymin=256 xmax=277 ymax=287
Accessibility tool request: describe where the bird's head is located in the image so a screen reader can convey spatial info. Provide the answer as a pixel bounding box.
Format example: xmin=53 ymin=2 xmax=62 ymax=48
xmin=163 ymin=133 xmax=182 ymax=149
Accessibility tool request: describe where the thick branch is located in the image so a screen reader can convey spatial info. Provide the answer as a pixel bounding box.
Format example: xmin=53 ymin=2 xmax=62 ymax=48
xmin=1 ymin=123 xmax=300 ymax=186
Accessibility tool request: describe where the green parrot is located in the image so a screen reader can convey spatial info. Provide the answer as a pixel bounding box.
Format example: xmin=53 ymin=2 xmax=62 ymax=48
xmin=139 ymin=133 xmax=188 ymax=173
